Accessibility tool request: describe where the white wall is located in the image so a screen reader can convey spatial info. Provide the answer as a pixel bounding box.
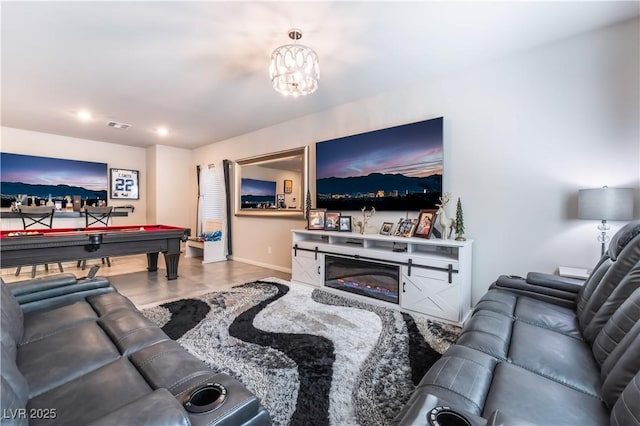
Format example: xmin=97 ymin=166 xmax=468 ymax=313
xmin=0 ymin=127 xmax=148 ymax=225
xmin=193 ymin=18 xmax=640 ymax=303
xmin=146 ymin=144 xmax=192 ymax=228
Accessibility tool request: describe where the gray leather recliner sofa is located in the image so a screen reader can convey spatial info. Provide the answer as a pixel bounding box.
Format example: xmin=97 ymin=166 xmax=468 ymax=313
xmin=1 ymin=273 xmax=271 ymax=425
xmin=394 ymin=221 xmax=640 ymax=426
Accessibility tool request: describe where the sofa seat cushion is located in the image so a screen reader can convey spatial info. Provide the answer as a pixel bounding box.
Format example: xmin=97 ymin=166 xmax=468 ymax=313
xmin=21 ymin=301 xmax=98 ymax=344
xmin=98 ymin=309 xmax=169 ymax=356
xmin=475 ymin=289 xmax=582 ymax=338
xmin=455 ymin=310 xmax=512 ymax=360
xmin=27 ymin=358 xmax=152 ymax=426
xmin=17 ymin=321 xmax=120 ymax=398
xmin=86 ymin=389 xmax=190 ymax=426
xmin=87 ymin=291 xmax=138 ymax=316
xmin=473 ymin=289 xmax=516 ymax=317
xmin=509 ymin=321 xmax=601 ymax=396
xmin=483 ymin=362 xmax=609 ymax=425
xmin=513 ymin=296 xmax=581 ymax=339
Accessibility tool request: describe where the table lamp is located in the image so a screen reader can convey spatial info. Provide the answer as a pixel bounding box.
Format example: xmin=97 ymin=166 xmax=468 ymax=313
xmin=578 ymin=186 xmax=634 ymax=256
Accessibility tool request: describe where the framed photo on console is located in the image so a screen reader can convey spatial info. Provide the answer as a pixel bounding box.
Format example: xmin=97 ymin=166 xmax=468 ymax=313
xmin=380 ymin=222 xmax=393 ymax=235
xmin=339 ymin=216 xmax=352 ymax=232
xmin=110 ymin=168 xmax=139 ymax=200
xmin=414 ymin=209 xmax=438 ymax=239
xmin=325 ymin=211 xmax=340 ymax=231
xmin=308 ymin=209 xmax=326 ymax=230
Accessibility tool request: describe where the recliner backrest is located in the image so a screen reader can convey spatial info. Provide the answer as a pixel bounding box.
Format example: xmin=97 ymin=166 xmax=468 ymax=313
xmin=0 ymin=279 xmax=29 ymax=424
xmin=595 ymin=287 xmax=640 ymax=409
xmin=583 ymin=262 xmax=640 ymax=343
xmin=1 ymin=279 xmax=24 ymax=360
xmin=576 ymin=222 xmax=640 ymax=339
xmin=611 ymin=371 xmax=640 ymax=426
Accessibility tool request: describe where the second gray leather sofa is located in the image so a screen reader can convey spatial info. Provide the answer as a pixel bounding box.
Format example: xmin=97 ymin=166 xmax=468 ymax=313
xmin=394 ymin=221 xmax=640 ymax=426
xmin=1 ymin=274 xmax=271 ymax=425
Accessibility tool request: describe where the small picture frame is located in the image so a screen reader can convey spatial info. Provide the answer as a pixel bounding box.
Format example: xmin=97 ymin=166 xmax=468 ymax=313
xmin=394 ymin=218 xmax=416 ymax=237
xmin=308 ymin=209 xmax=326 ymax=230
xmin=325 ymin=211 xmax=340 ymax=231
xmin=339 ymin=216 xmax=352 ymax=232
xmin=402 ymin=219 xmax=417 ymax=237
xmin=380 ymin=222 xmax=393 ymax=235
xmin=284 ymin=179 xmax=293 ymax=194
xmin=392 ymin=218 xmax=405 ymax=236
xmin=414 ymin=209 xmax=438 ymax=239
xmin=277 ymin=194 xmax=286 ymax=208
xmin=110 ymin=168 xmax=140 ymax=200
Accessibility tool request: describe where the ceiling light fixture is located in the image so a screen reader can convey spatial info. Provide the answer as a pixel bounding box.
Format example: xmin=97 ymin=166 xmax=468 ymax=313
xmin=156 ymin=127 xmax=169 ymax=136
xmin=270 ymin=28 xmax=319 ymax=97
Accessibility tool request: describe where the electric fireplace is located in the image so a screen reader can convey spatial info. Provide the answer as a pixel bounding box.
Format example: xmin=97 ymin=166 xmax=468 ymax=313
xmin=324 ymin=255 xmax=399 ymax=304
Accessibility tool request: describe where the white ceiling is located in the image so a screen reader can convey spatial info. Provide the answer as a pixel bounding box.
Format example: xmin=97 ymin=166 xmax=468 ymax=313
xmin=2 ymin=1 xmax=638 ymax=150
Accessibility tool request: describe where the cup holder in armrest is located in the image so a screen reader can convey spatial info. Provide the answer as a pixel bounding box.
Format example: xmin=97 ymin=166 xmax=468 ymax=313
xmin=428 ymin=406 xmax=472 ymax=426
xmin=183 ymin=383 xmax=227 ymax=414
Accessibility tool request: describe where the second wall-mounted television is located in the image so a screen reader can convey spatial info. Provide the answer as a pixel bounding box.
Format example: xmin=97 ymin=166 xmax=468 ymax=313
xmin=316 ymin=117 xmax=443 ymax=211
xmin=240 ymin=178 xmax=277 ymax=208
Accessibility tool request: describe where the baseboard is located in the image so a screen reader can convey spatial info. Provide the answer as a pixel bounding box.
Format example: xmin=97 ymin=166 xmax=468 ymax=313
xmin=229 ymin=256 xmax=292 ymax=274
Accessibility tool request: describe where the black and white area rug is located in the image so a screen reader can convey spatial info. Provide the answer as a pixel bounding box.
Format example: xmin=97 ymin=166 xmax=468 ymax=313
xmin=142 ymin=279 xmax=460 ymax=426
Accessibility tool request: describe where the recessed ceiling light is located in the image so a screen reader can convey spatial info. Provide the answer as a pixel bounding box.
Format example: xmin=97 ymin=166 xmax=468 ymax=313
xmin=156 ymin=127 xmax=169 ymax=136
xmin=76 ymin=110 xmax=92 ymax=121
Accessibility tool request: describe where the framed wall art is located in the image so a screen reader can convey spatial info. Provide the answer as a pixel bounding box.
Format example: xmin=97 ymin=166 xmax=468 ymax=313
xmin=110 ymin=168 xmax=139 ymax=200
xmin=284 ymin=179 xmax=293 ymax=194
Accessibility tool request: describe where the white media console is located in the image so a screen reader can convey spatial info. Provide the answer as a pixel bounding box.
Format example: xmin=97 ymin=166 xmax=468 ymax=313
xmin=291 ymin=229 xmax=473 ymax=325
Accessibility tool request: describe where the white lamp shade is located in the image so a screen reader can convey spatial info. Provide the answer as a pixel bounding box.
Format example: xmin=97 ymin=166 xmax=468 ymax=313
xmin=578 ymin=187 xmax=634 ymax=220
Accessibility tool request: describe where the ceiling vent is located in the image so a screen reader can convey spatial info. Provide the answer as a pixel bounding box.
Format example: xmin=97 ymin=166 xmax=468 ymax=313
xmin=107 ymin=121 xmax=130 ymax=129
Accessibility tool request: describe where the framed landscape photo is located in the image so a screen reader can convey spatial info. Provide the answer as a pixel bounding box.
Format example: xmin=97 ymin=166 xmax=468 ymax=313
xmin=339 ymin=216 xmax=352 ymax=232
xmin=284 ymin=179 xmax=293 ymax=194
xmin=308 ymin=209 xmax=326 ymax=230
xmin=414 ymin=209 xmax=437 ymax=239
xmin=110 ymin=168 xmax=139 ymax=200
xmin=325 ymin=211 xmax=340 ymax=231
xmin=380 ymin=222 xmax=393 ymax=235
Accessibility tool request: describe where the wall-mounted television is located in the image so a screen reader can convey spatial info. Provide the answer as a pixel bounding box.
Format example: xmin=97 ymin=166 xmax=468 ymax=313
xmin=316 ymin=117 xmax=443 ymax=211
xmin=240 ymin=178 xmax=277 ymax=208
xmin=0 ymin=152 xmax=108 ymax=208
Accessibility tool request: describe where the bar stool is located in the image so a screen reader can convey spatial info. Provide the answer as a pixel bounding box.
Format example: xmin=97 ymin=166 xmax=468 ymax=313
xmin=15 ymin=206 xmax=64 ymax=278
xmin=77 ymin=206 xmax=113 ymax=270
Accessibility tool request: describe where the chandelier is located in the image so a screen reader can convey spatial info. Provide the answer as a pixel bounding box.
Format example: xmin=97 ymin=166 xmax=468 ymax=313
xmin=270 ymin=29 xmax=319 ymax=97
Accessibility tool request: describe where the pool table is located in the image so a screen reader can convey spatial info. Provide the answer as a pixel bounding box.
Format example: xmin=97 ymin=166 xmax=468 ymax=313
xmin=0 ymin=225 xmax=190 ymax=280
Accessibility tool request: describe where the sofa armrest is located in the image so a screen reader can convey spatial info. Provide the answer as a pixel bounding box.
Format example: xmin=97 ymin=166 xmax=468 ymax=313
xmin=393 ymin=393 xmax=487 ymax=426
xmin=86 ymin=389 xmax=190 ymax=426
xmin=525 ymin=272 xmax=585 ymax=293
xmin=490 ymin=274 xmax=581 ymax=308
xmin=9 ymin=273 xmax=79 ymax=297
xmin=9 ymin=274 xmax=115 ymax=314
